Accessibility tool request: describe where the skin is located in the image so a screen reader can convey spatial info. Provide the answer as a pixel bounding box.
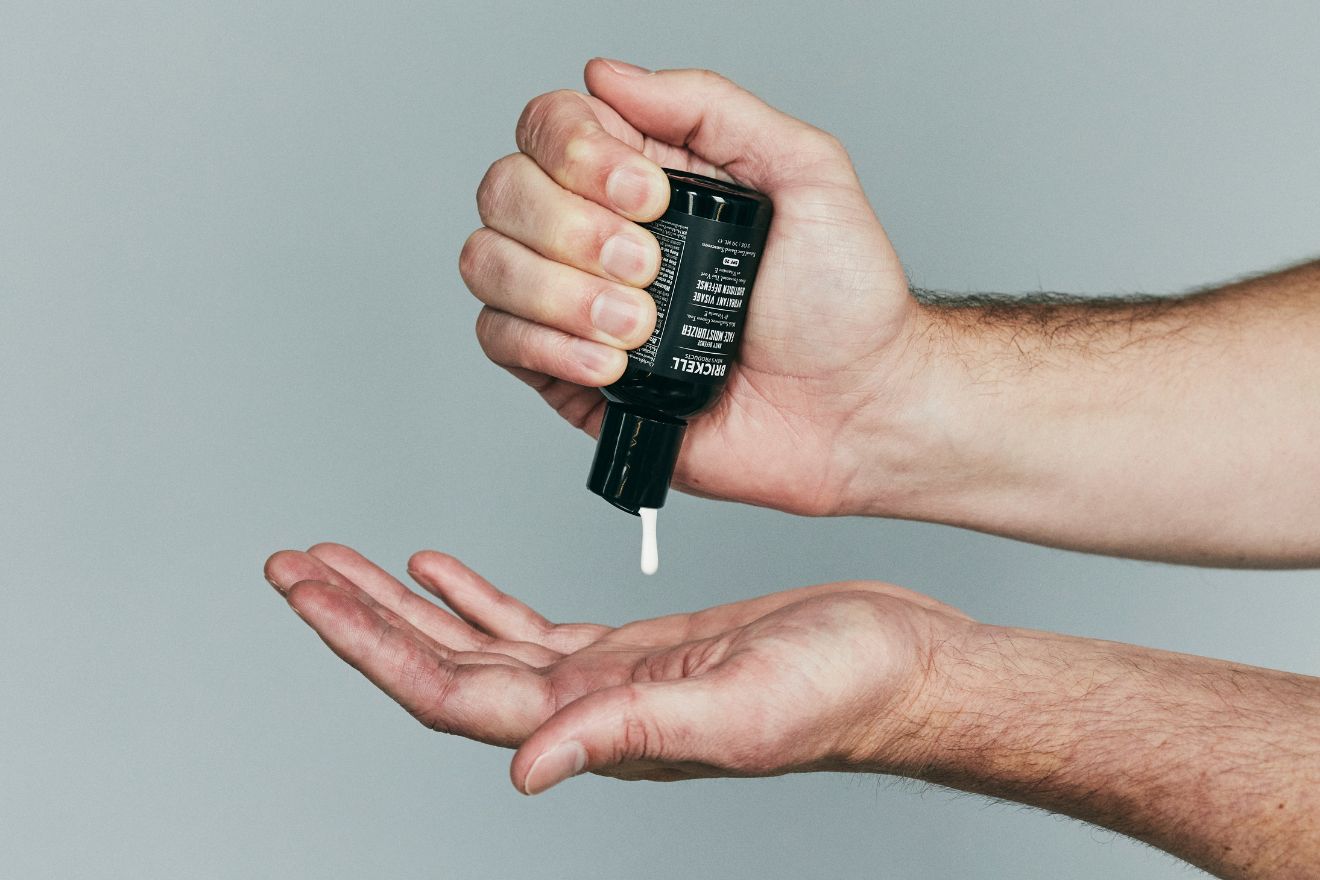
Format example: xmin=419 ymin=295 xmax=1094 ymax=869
xmin=901 ymin=267 xmax=1320 ymax=566
xmin=264 ymin=545 xmax=1320 ymax=880
xmin=462 ymin=58 xmax=1320 ymax=565
xmin=265 ymin=59 xmax=1320 ymax=879
xmin=462 ymin=58 xmax=917 ymax=517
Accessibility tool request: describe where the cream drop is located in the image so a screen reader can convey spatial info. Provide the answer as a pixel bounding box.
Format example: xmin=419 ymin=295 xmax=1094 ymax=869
xmin=640 ymin=507 xmax=659 ymax=575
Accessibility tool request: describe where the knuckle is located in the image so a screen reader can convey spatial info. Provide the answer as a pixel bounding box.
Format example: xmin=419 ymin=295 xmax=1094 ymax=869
xmin=458 ymin=229 xmax=490 ymax=283
xmin=473 ymin=306 xmax=493 ymax=337
xmin=561 ymin=118 xmax=602 ymax=164
xmin=807 ymin=128 xmax=847 ymax=158
xmin=794 ymin=127 xmax=849 ymax=171
xmin=617 ymin=717 xmax=649 ymax=765
xmin=618 ymin=715 xmax=653 ymax=763
xmin=490 ymin=589 xmax=519 ymax=611
xmin=514 ymin=93 xmax=551 ymax=149
xmin=561 ymin=128 xmax=614 ymax=197
xmin=692 ymin=67 xmax=731 ymax=91
xmin=772 ymin=127 xmax=850 ymax=183
xmin=614 ymin=690 xmax=660 ymax=762
xmin=412 ymin=664 xmax=459 ymax=733
xmin=516 ymin=319 xmax=560 ymax=373
xmin=475 ymin=154 xmax=520 ymax=221
xmin=478 ymin=310 xmax=550 ymax=374
xmin=516 ymin=89 xmax=577 ymax=153
xmin=517 ymin=90 xmax=614 ymax=195
xmin=473 ymin=307 xmax=504 ymax=354
xmin=458 ymin=229 xmax=507 ymax=291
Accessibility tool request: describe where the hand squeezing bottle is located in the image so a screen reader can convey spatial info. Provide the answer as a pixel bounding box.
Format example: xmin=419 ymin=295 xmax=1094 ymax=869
xmin=586 ymin=168 xmax=773 ymax=572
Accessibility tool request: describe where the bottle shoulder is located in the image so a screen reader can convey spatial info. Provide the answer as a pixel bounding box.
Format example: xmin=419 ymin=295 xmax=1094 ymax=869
xmin=603 ymin=366 xmax=723 ymax=420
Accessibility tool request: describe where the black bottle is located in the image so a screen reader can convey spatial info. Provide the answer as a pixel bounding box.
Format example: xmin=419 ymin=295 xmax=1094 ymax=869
xmin=587 ymin=168 xmax=773 ymax=515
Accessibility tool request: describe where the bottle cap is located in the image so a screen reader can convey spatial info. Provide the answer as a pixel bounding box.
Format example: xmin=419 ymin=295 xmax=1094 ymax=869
xmin=662 ymin=168 xmax=773 ymax=230
xmin=586 ymin=403 xmax=687 ymax=515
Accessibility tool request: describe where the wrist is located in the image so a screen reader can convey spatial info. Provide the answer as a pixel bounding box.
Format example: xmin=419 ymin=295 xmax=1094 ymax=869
xmin=848 ymin=618 xmax=1320 ymax=880
xmin=840 ymin=619 xmax=1081 ymax=781
xmin=882 ymin=621 xmax=1041 ymax=781
xmin=829 ymin=301 xmax=996 ymax=521
xmin=832 ymin=615 xmax=992 ymax=777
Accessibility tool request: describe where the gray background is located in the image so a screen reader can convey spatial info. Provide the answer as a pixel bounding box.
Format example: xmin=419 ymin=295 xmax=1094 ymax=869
xmin=3 ymin=1 xmax=1318 ymax=877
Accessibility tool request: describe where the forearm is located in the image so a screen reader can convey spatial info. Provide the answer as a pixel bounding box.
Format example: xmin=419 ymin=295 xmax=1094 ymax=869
xmin=875 ymin=624 xmax=1320 ymax=879
xmin=853 ymin=259 xmax=1320 ymax=566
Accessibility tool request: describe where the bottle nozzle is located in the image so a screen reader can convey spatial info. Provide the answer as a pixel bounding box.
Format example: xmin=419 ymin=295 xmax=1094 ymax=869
xmin=586 ymin=403 xmax=686 ymax=515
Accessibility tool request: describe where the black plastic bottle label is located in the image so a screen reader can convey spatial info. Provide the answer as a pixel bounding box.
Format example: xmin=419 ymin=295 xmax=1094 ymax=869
xmin=630 ymin=210 xmax=764 ymax=384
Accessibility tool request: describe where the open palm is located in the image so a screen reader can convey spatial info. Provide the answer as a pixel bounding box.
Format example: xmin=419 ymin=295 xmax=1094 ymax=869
xmin=265 ymin=543 xmax=972 ymax=793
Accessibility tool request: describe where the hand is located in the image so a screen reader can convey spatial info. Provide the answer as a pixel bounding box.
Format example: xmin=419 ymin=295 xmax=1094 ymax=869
xmin=264 ymin=545 xmax=1320 ymax=875
xmin=462 ymin=59 xmax=923 ymax=515
xmin=264 ymin=543 xmax=974 ymax=794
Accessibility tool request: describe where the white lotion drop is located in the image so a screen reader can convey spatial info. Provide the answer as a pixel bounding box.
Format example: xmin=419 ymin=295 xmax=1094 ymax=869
xmin=639 ymin=507 xmax=659 ymax=575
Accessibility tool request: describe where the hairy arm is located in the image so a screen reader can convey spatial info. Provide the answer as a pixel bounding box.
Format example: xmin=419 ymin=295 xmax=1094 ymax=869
xmin=265 ymin=545 xmax=1320 ymax=878
xmin=855 ymin=260 xmax=1320 ymax=566
xmin=463 ymin=62 xmax=1317 ymax=563
xmin=883 ymin=625 xmax=1320 ymax=879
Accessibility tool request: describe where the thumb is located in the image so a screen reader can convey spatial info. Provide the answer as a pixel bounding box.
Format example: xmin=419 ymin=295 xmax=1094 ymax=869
xmin=511 ymin=678 xmax=726 ymax=795
xmin=583 ymin=58 xmax=859 ymax=193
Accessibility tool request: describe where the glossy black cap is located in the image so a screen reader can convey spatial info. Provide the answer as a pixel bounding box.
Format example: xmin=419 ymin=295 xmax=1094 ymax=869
xmin=587 ymin=403 xmax=686 ymax=515
xmin=662 ymin=168 xmax=773 ymax=230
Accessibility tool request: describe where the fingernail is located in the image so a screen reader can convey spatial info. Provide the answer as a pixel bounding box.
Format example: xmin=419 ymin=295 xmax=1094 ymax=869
xmin=265 ymin=574 xmax=287 ymax=594
xmin=523 ymin=740 xmax=588 ymax=795
xmin=599 ymin=234 xmax=651 ymax=284
xmin=591 ymin=287 xmax=648 ymax=342
xmin=605 ymin=165 xmax=658 ymax=216
xmin=599 ymin=58 xmax=651 ymax=77
xmin=572 ymin=337 xmax=621 ymax=375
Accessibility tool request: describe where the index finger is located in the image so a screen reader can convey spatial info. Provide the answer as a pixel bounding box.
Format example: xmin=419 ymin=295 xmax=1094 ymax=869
xmin=515 ymin=89 xmax=669 ymax=221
